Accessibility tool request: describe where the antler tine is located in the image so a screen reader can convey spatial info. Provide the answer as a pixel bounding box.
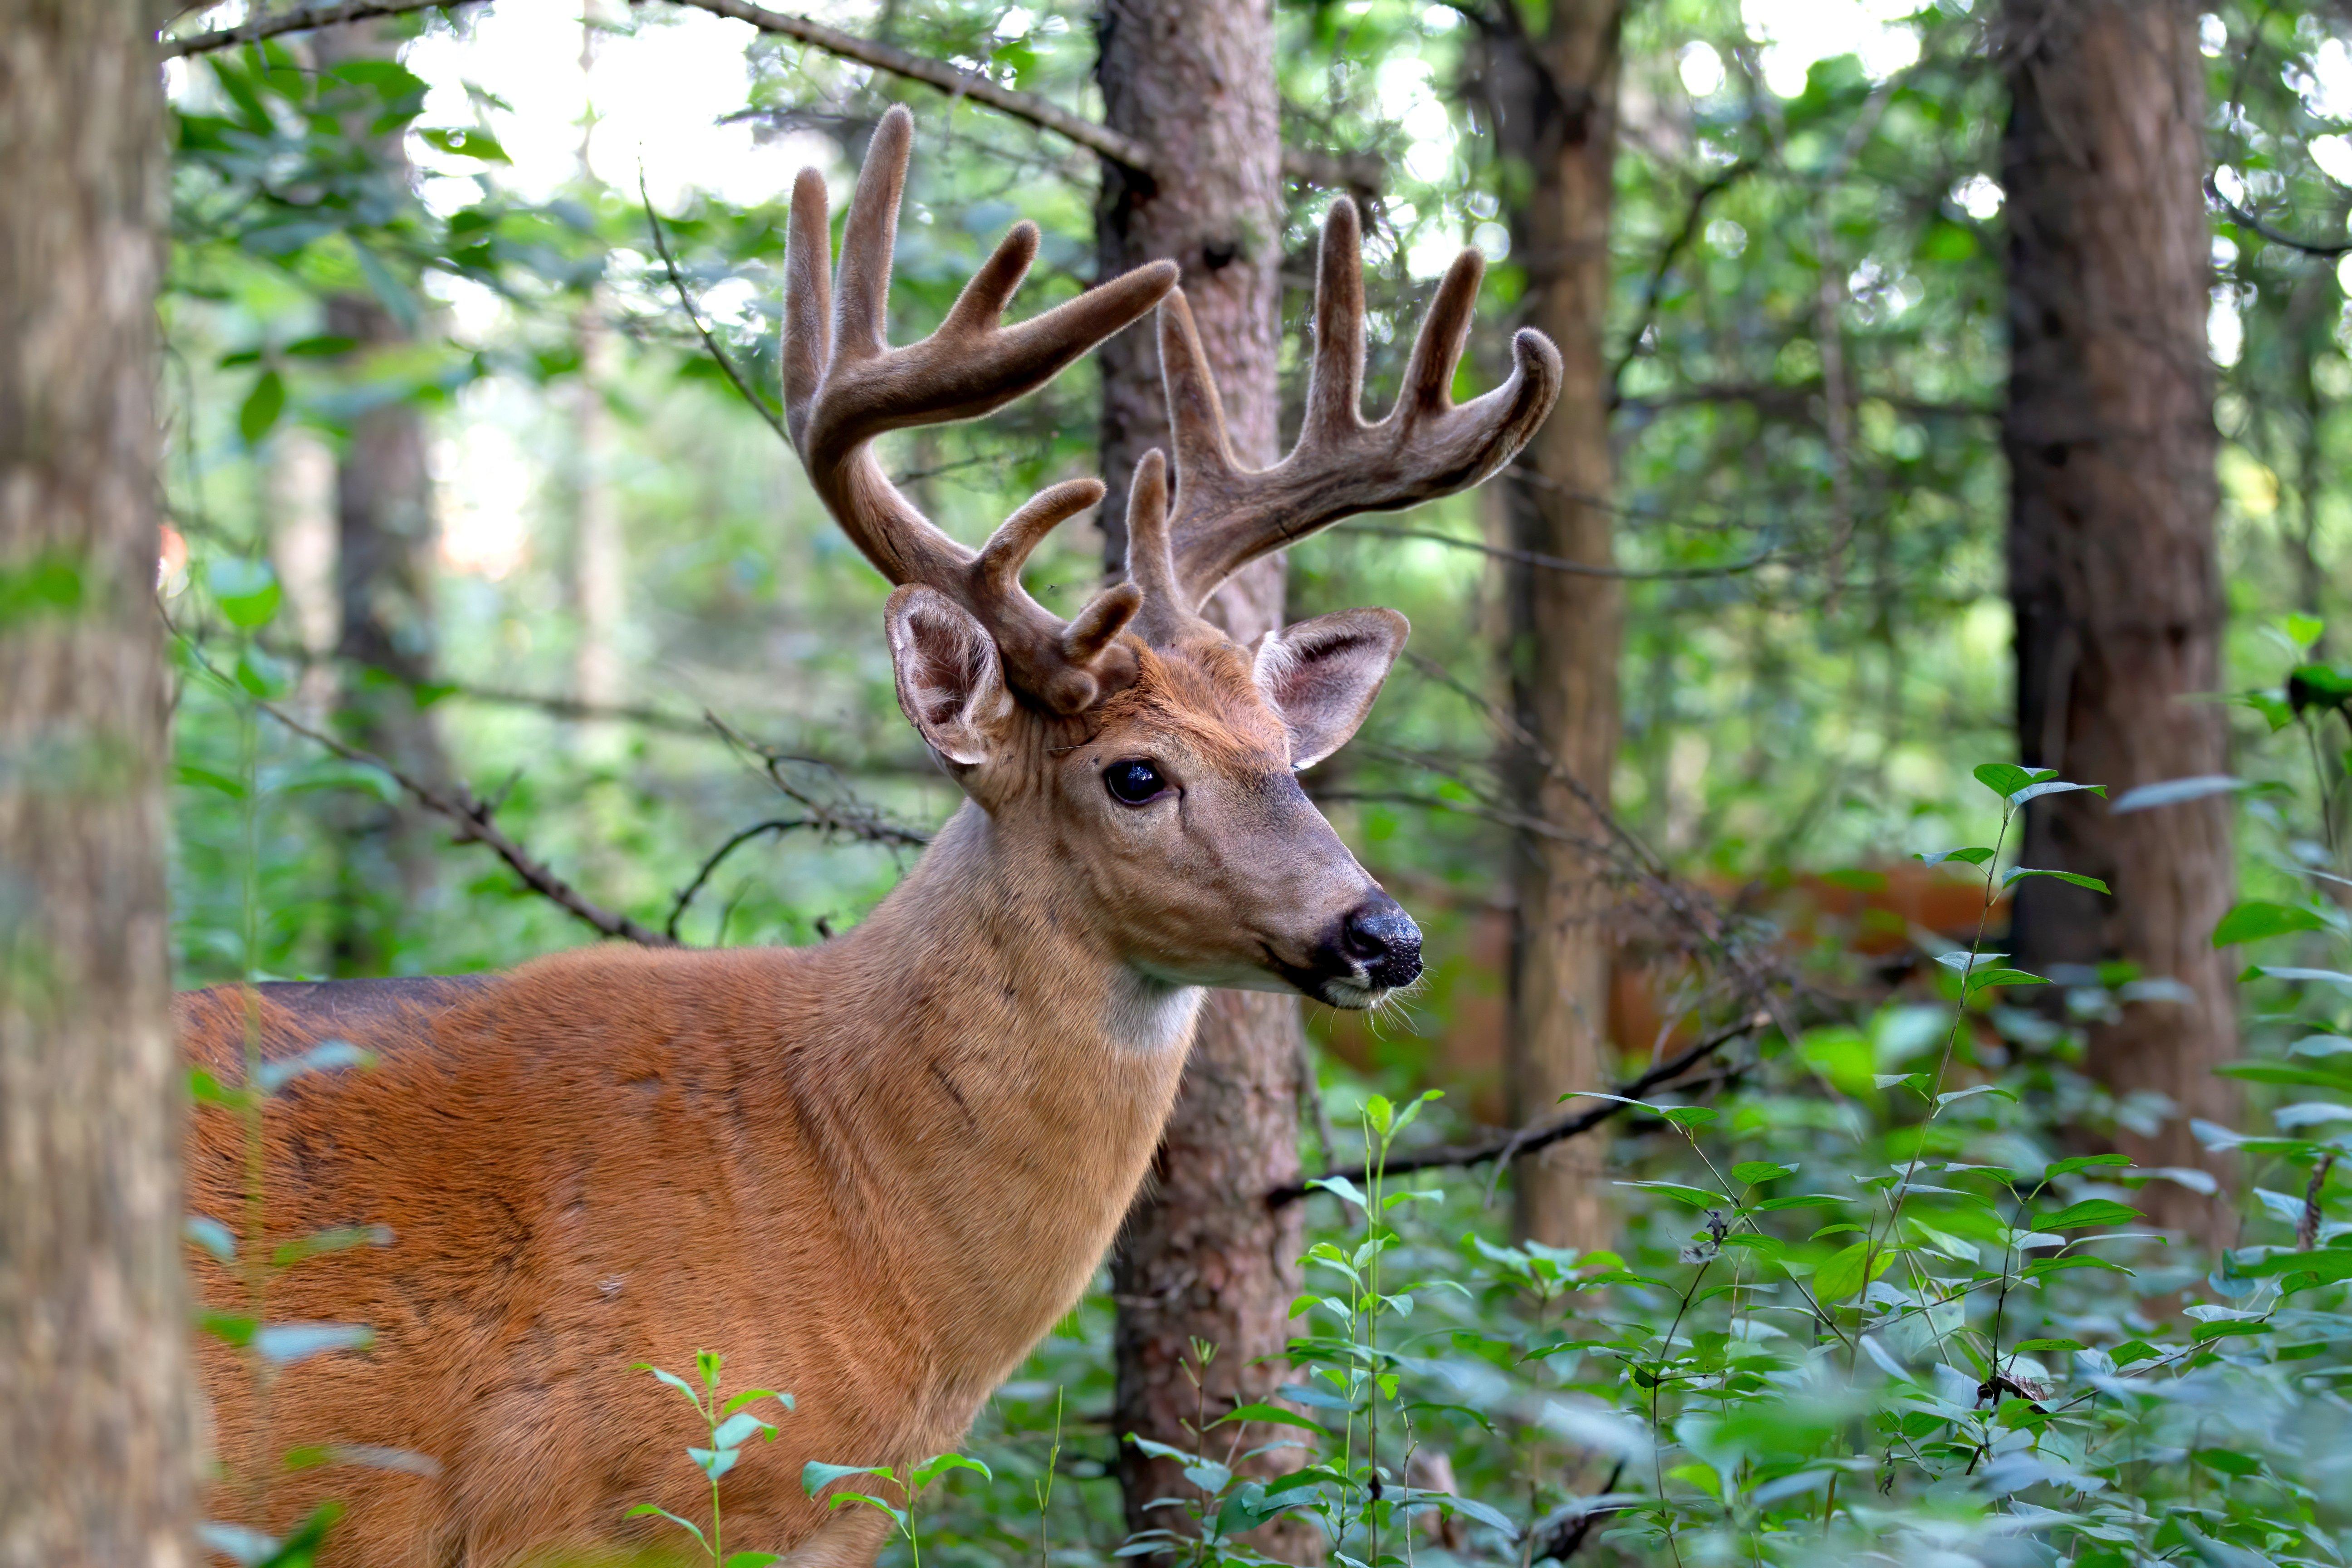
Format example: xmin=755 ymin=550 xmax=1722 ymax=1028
xmin=1163 ymin=201 xmax=1564 ymax=614
xmin=1120 ymin=449 xmax=1198 ymax=644
xmin=1301 ymin=196 xmax=1367 ymax=446
xmin=780 ymin=104 xmax=1179 ymax=714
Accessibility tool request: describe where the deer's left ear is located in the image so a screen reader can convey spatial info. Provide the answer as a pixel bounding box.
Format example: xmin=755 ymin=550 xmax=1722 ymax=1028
xmin=1252 ymin=608 xmax=1409 ymax=771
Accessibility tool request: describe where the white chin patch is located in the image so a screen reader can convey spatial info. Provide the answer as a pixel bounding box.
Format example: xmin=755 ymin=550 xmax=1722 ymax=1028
xmin=1320 ymin=979 xmax=1383 ymax=1011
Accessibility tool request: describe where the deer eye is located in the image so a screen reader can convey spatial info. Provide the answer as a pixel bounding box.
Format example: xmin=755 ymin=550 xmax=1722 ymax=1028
xmin=1104 ymin=759 xmax=1169 ymax=806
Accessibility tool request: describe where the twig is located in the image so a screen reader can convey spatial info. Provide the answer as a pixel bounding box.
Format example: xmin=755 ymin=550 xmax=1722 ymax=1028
xmin=161 ymin=0 xmax=471 ymax=56
xmin=181 ymin=643 xmax=676 ymax=947
xmin=706 ymin=712 xmax=933 ymax=850
xmin=2206 ymin=172 xmax=2352 ymax=258
xmin=667 ymin=0 xmax=1381 ymax=190
xmin=640 ymin=172 xmax=791 ymax=442
xmin=1609 ymin=158 xmax=1757 ymax=389
xmin=667 ymin=818 xmax=813 ymax=940
xmin=1267 ymin=1014 xmax=1764 ymax=1206
xmin=1338 ymin=523 xmax=1784 ymax=580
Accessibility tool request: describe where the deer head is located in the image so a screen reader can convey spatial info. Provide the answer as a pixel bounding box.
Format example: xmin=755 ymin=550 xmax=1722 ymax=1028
xmin=784 ymin=107 xmax=1560 ymax=1010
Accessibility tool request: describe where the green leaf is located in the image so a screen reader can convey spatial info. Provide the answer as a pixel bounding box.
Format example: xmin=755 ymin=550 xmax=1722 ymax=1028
xmin=1215 ymin=1401 xmax=1330 ymax=1434
xmin=199 ymin=1309 xmax=258 ymax=1348
xmin=271 ymin=1224 xmax=392 ymax=1267
xmin=2011 ymin=1338 xmax=2083 ymax=1354
xmin=2288 ymin=662 xmax=2352 ymax=716
xmin=253 ymin=1322 xmax=372 ymax=1365
xmin=1813 ymin=1240 xmax=1896 ymax=1303
xmin=1363 ymin=1094 xmax=1394 ymax=1136
xmin=2212 ymin=900 xmax=2328 ymax=947
xmin=2011 ymin=779 xmax=2106 ymax=806
xmin=1306 ymin=1174 xmax=1369 ymax=1211
xmin=1732 ymin=1161 xmax=1796 ymax=1185
xmin=184 ymin=1215 xmax=237 ymax=1261
xmin=910 ymin=1453 xmax=990 ymax=1490
xmin=1972 ymin=763 xmax=2043 ymax=799
xmin=207 ymin=558 xmax=282 ymax=629
xmin=726 ymin=1555 xmax=784 ymax=1568
xmin=238 ymin=368 xmax=286 ymax=445
xmin=1963 ymin=967 xmax=2050 ymax=996
xmin=2039 ymin=1199 xmax=2142 ymax=1230
xmin=1915 ymin=845 xmax=1995 ymax=866
xmin=2002 ymin=867 xmax=2110 ymax=894
xmin=625 ymin=1504 xmax=706 ymax=1548
xmin=722 ymin=1388 xmax=792 ymax=1416
xmin=2043 ymin=1154 xmax=2132 ymax=1181
xmin=803 ymin=1461 xmax=887 ymax=1497
xmin=417 ymin=126 xmax=509 ymax=162
xmin=1935 ymin=1083 xmax=2016 ymax=1109
xmin=689 ymin=1446 xmax=740 ymax=1481
xmin=2112 ymin=775 xmax=2247 ymax=813
xmin=710 ymin=1411 xmax=774 ymax=1448
xmin=255 ymin=1039 xmax=372 ymax=1094
xmin=696 ymin=1349 xmax=722 ymax=1389
xmin=1614 ymin=1179 xmax=1723 ymax=1209
xmin=634 ymin=1364 xmax=703 ymax=1411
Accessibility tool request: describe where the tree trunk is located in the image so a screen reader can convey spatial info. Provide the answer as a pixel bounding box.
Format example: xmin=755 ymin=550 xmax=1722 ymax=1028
xmin=316 ymin=19 xmax=446 ymax=974
xmin=1093 ymin=2 xmax=1316 ymax=1558
xmin=0 ymin=3 xmax=194 ymax=1562
xmin=2000 ymin=0 xmax=2237 ymax=1240
xmin=1474 ymin=0 xmax=1624 ymax=1253
xmin=574 ymin=0 xmax=626 ymax=719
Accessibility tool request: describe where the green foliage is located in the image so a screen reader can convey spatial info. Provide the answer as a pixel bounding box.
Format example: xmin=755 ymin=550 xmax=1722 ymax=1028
xmin=628 ymin=1352 xmax=794 ymax=1568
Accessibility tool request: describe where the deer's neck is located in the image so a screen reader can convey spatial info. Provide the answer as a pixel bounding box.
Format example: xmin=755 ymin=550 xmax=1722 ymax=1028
xmin=796 ymin=801 xmax=1198 ymax=1388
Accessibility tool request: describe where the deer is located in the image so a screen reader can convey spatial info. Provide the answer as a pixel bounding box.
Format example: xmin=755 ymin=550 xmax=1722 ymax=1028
xmin=176 ymin=106 xmax=1561 ymax=1568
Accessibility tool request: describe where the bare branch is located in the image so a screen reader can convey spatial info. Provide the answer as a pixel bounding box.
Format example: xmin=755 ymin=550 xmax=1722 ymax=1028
xmin=706 ymin=713 xmax=933 ymax=850
xmin=179 ymin=644 xmax=676 ymax=947
xmin=667 ymin=818 xmax=813 ymax=940
xmin=1610 ymin=157 xmax=1757 ymax=389
xmin=1268 ymin=1013 xmax=1767 ymax=1206
xmin=670 ymin=0 xmax=1380 ymax=190
xmin=162 ymin=0 xmax=473 ymax=57
xmin=676 ymin=0 xmax=1155 ymax=172
xmin=1338 ymin=522 xmax=1785 ymax=580
xmin=2206 ymin=172 xmax=2352 ymax=258
xmin=639 ymin=171 xmax=790 ymax=441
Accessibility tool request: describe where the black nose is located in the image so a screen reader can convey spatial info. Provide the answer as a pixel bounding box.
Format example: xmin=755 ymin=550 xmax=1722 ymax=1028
xmin=1340 ymin=894 xmax=1423 ymax=990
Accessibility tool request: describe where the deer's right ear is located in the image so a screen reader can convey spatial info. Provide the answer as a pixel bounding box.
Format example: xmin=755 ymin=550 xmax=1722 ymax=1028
xmin=885 ymin=585 xmax=1015 ymax=768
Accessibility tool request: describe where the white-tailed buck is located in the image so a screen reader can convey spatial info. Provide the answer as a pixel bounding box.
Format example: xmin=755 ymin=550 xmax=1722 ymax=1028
xmin=179 ymin=107 xmax=1560 ymax=1566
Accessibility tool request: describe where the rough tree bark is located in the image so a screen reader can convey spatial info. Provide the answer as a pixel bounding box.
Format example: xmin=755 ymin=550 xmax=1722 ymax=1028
xmin=1470 ymin=0 xmax=1624 ymax=1253
xmin=2000 ymin=0 xmax=2238 ymax=1239
xmin=316 ymin=17 xmax=447 ymax=973
xmin=1093 ymin=1 xmax=1317 ymax=1557
xmin=0 ymin=3 xmax=194 ymax=1563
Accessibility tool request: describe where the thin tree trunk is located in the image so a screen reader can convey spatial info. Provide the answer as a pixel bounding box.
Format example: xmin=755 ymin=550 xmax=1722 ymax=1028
xmin=1093 ymin=2 xmax=1316 ymax=1558
xmin=315 ymin=19 xmax=446 ymax=973
xmin=0 ymin=3 xmax=194 ymax=1561
xmin=574 ymin=0 xmax=625 ymax=718
xmin=1474 ymin=0 xmax=1624 ymax=1253
xmin=2000 ymin=0 xmax=2237 ymax=1240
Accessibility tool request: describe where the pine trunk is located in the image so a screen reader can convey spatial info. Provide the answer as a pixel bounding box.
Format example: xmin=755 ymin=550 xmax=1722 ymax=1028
xmin=1476 ymin=0 xmax=1625 ymax=1253
xmin=2000 ymin=0 xmax=2238 ymax=1239
xmin=1093 ymin=1 xmax=1317 ymax=1557
xmin=0 ymin=2 xmax=194 ymax=1561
